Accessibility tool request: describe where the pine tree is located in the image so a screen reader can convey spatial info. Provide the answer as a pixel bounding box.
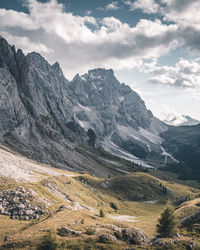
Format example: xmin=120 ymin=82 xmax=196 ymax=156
xmin=156 ymin=202 xmax=178 ymax=238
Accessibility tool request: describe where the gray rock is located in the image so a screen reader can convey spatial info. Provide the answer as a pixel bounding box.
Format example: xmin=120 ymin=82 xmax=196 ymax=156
xmin=114 ymin=227 xmax=149 ymax=245
xmin=98 ymin=234 xmax=117 ymax=244
xmin=0 ymin=187 xmax=46 ymax=220
xmin=57 ymin=227 xmax=81 ymax=237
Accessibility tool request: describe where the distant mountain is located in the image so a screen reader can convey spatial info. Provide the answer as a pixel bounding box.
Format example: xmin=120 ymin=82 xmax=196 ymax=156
xmin=163 ymin=113 xmax=200 ymax=126
xmin=0 ymin=35 xmax=200 ymax=179
xmin=161 ymin=124 xmax=200 ymax=180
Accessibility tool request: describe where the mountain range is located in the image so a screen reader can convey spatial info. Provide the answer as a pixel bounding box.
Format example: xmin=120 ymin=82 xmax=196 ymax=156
xmin=0 ymin=35 xmax=200 ymax=180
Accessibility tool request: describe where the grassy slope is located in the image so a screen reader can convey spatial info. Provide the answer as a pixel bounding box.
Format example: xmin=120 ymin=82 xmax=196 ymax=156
xmin=0 ymin=143 xmax=200 ymax=249
xmin=0 ymin=167 xmax=200 ymax=249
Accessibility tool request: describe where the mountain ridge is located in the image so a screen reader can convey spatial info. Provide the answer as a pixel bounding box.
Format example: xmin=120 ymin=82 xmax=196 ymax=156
xmin=1 ymin=35 xmax=200 ymax=179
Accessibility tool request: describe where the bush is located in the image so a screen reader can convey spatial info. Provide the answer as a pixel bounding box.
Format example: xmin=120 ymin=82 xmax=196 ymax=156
xmin=100 ymin=208 xmax=105 ymax=218
xmin=85 ymin=227 xmax=96 ymax=235
xmin=156 ymin=202 xmax=178 ymax=238
xmin=36 ymin=231 xmax=58 ymax=250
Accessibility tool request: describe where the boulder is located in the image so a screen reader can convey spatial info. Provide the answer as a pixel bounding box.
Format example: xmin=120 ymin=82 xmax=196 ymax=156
xmin=98 ymin=234 xmax=117 ymax=244
xmin=114 ymin=227 xmax=149 ymax=245
xmin=57 ymin=227 xmax=80 ymax=237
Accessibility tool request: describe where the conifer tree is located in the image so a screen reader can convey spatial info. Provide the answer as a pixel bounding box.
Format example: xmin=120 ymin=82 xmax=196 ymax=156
xmin=156 ymin=201 xmax=178 ymax=238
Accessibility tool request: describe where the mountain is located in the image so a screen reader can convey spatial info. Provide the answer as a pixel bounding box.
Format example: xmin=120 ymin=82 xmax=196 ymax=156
xmin=0 ymin=36 xmax=170 ymax=170
xmin=0 ymin=35 xmax=200 ymax=179
xmin=163 ymin=113 xmax=200 ymax=126
xmin=161 ymin=124 xmax=200 ymax=180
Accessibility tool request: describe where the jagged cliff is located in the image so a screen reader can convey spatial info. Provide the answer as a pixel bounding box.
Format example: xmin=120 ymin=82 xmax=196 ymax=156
xmin=0 ymin=36 xmax=186 ymax=174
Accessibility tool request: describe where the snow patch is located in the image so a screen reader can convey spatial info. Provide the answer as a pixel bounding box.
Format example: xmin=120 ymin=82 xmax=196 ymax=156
xmin=106 ymin=214 xmax=138 ymax=222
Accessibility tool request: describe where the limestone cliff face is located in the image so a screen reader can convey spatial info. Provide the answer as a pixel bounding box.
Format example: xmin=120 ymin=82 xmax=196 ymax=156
xmin=68 ymin=68 xmax=167 ymax=159
xmin=0 ymin=36 xmax=168 ymax=171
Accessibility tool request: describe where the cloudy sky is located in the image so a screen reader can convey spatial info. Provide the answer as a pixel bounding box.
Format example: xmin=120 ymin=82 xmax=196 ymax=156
xmin=0 ymin=0 xmax=200 ymax=121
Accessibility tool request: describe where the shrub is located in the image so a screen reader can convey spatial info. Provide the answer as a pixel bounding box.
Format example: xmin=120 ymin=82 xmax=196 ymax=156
xmin=100 ymin=208 xmax=105 ymax=218
xmin=36 ymin=231 xmax=57 ymax=250
xmin=85 ymin=227 xmax=96 ymax=235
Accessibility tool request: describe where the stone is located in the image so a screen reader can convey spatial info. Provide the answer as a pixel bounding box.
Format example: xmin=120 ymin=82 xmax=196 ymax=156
xmin=114 ymin=227 xmax=149 ymax=245
xmin=98 ymin=234 xmax=117 ymax=244
xmin=57 ymin=227 xmax=81 ymax=237
xmin=0 ymin=187 xmax=46 ymax=221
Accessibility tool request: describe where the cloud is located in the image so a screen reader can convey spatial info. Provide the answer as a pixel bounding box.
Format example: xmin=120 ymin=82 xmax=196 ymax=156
xmin=85 ymin=10 xmax=92 ymax=15
xmin=97 ymin=2 xmax=120 ymax=11
xmin=124 ymin=0 xmax=160 ymax=14
xmin=125 ymin=0 xmax=200 ymax=26
xmin=0 ymin=0 xmax=200 ymax=79
xmin=141 ymin=58 xmax=200 ymax=89
xmin=157 ymin=104 xmax=188 ymax=125
xmin=0 ymin=0 xmax=181 ymax=78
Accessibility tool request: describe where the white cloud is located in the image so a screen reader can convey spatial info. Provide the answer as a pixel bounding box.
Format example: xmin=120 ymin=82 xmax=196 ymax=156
xmin=0 ymin=31 xmax=53 ymax=54
xmin=0 ymin=0 xmax=182 ymax=78
xmin=141 ymin=58 xmax=200 ymax=89
xmin=97 ymin=1 xmax=120 ymax=11
xmin=0 ymin=0 xmax=200 ymax=79
xmin=0 ymin=8 xmax=37 ymax=30
xmin=125 ymin=0 xmax=159 ymax=13
xmin=85 ymin=10 xmax=92 ymax=15
xmin=125 ymin=0 xmax=200 ymax=27
xmin=106 ymin=2 xmax=120 ymax=10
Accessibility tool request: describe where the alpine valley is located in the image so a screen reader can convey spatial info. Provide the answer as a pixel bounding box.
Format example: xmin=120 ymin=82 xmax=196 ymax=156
xmin=0 ymin=36 xmax=200 ymax=249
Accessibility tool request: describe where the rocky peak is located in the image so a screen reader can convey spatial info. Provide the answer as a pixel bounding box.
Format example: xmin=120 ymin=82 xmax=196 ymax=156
xmin=0 ymin=36 xmax=20 ymax=80
xmin=52 ymin=61 xmax=65 ymax=78
xmin=26 ymin=52 xmax=50 ymax=71
xmin=87 ymin=68 xmax=114 ymax=78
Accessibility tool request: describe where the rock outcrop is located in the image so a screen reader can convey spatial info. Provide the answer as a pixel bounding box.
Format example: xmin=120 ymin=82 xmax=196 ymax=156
xmin=0 ymin=187 xmax=47 ymax=220
xmin=57 ymin=227 xmax=81 ymax=237
xmin=114 ymin=227 xmax=149 ymax=245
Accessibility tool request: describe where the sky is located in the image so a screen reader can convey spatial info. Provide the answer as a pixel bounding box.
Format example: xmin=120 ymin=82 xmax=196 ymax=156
xmin=0 ymin=0 xmax=200 ymax=121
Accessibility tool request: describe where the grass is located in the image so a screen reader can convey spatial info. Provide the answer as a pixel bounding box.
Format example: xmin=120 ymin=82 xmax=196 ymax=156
xmin=0 ymin=164 xmax=200 ymax=249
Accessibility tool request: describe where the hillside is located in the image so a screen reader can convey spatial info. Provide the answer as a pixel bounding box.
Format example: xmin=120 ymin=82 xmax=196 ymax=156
xmin=161 ymin=124 xmax=200 ymax=180
xmin=0 ymin=146 xmax=200 ymax=249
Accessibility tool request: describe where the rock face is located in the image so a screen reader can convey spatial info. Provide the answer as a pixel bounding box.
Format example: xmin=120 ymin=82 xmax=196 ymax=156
xmin=0 ymin=187 xmax=46 ymax=220
xmin=69 ymin=69 xmax=167 ymax=163
xmin=0 ymin=36 xmax=173 ymax=173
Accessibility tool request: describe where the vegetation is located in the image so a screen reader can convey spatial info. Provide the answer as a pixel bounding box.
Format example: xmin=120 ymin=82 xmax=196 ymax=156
xmin=100 ymin=208 xmax=105 ymax=218
xmin=36 ymin=231 xmax=57 ymax=250
xmin=85 ymin=227 xmax=96 ymax=235
xmin=156 ymin=202 xmax=178 ymax=238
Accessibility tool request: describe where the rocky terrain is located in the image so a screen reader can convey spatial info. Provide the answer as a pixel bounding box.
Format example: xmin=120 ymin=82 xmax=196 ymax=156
xmin=0 ymin=187 xmax=46 ymax=220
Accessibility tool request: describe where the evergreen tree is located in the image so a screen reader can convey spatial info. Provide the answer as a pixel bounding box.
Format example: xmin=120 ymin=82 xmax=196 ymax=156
xmin=156 ymin=202 xmax=178 ymax=238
